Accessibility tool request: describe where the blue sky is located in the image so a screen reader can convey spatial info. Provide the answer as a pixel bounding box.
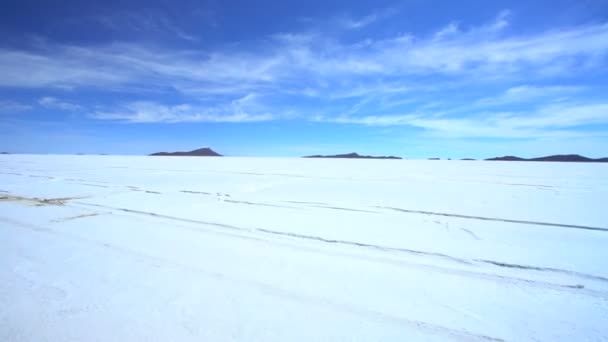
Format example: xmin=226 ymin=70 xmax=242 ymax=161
xmin=1 ymin=0 xmax=608 ymax=158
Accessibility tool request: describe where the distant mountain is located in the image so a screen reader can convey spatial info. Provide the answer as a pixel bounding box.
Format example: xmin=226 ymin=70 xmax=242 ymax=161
xmin=0 ymin=152 xmax=9 ymax=154
xmin=486 ymin=154 xmax=608 ymax=162
xmin=461 ymin=158 xmax=476 ymax=161
xmin=486 ymin=156 xmax=526 ymax=161
xmin=529 ymin=154 xmax=593 ymax=162
xmin=149 ymin=147 xmax=223 ymax=157
xmin=303 ymin=152 xmax=401 ymax=159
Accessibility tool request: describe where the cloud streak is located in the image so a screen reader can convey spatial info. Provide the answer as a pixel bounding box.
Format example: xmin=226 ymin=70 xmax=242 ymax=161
xmin=474 ymin=85 xmax=585 ymax=107
xmin=1 ymin=10 xmax=608 ymax=136
xmin=317 ymin=102 xmax=608 ymax=138
xmin=97 ymin=10 xmax=201 ymax=42
xmin=338 ymin=8 xmax=397 ymax=29
xmin=1 ymin=14 xmax=607 ymax=95
xmin=38 ymin=97 xmax=82 ymax=111
xmin=93 ymin=94 xmax=274 ymax=123
xmin=0 ymin=100 xmax=32 ymax=114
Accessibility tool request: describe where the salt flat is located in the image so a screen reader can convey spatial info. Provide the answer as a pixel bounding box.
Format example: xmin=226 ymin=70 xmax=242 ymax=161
xmin=1 ymin=154 xmax=607 ymax=341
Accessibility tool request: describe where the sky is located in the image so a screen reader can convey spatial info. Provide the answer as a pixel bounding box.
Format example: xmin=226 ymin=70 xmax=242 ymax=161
xmin=1 ymin=0 xmax=608 ymax=158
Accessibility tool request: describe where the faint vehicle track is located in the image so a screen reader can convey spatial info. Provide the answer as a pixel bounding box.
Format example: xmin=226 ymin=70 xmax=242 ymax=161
xmin=0 ymin=194 xmax=89 ymax=206
xmin=378 ymin=206 xmax=608 ymax=232
xmin=283 ymin=200 xmax=329 ymax=205
xmin=0 ymin=215 xmax=505 ymax=342
xmin=51 ymin=212 xmax=103 ymax=223
xmin=460 ymin=227 xmax=481 ymax=240
xmin=307 ymin=204 xmax=380 ymax=213
xmin=3 ymin=191 xmax=607 ymax=295
xmin=67 ymin=199 xmax=608 ymax=288
xmin=180 ymin=190 xmax=212 ymax=195
xmin=224 ymin=199 xmax=297 ymax=209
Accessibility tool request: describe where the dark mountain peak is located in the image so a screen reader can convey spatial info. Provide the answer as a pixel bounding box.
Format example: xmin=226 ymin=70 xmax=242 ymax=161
xmin=529 ymin=154 xmax=592 ymax=162
xmin=149 ymin=147 xmax=222 ymax=157
xmin=343 ymin=152 xmax=360 ymax=158
xmin=188 ymin=147 xmax=222 ymax=156
xmin=303 ymin=152 xmax=401 ymax=159
xmin=486 ymin=156 xmax=526 ymax=161
xmin=486 ymin=154 xmax=607 ymax=162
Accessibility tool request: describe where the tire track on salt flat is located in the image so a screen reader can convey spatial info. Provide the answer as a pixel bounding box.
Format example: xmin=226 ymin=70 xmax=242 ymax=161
xmin=70 ymin=201 xmax=608 ymax=286
xmin=59 ymin=202 xmax=606 ymax=297
xmin=4 ymin=191 xmax=606 ymax=293
xmin=378 ymin=206 xmax=608 ymax=232
xmin=0 ymin=216 xmax=505 ymax=342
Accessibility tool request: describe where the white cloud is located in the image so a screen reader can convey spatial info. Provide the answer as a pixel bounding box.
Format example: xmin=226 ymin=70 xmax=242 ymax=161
xmin=499 ymin=103 xmax=608 ymax=128
xmin=315 ymin=102 xmax=608 ymax=138
xmin=0 ymin=100 xmax=32 ymax=114
xmin=340 ymin=14 xmax=378 ymax=29
xmin=367 ymin=22 xmax=608 ymax=77
xmin=93 ymin=94 xmax=274 ymax=123
xmin=1 ymin=10 xmax=608 ymax=138
xmin=38 ymin=97 xmax=81 ymax=111
xmin=98 ymin=10 xmax=200 ymax=42
xmin=315 ymin=114 xmax=419 ymax=126
xmin=1 ymin=14 xmax=607 ymax=98
xmin=0 ymin=48 xmax=132 ymax=89
xmin=433 ymin=22 xmax=460 ymax=40
xmin=339 ymin=8 xmax=397 ymax=29
xmin=474 ymin=85 xmax=585 ymax=107
xmin=488 ymin=9 xmax=511 ymax=32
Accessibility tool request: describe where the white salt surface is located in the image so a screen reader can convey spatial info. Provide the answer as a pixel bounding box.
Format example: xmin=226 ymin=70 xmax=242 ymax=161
xmin=1 ymin=155 xmax=607 ymax=341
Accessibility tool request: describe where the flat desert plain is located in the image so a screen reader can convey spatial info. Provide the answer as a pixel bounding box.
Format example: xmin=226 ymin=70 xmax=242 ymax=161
xmin=1 ymin=155 xmax=607 ymax=341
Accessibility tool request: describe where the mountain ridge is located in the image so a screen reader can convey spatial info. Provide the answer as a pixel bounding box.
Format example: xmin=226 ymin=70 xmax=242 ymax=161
xmin=486 ymin=154 xmax=608 ymax=162
xmin=303 ymin=152 xmax=402 ymax=159
xmin=149 ymin=147 xmax=222 ymax=157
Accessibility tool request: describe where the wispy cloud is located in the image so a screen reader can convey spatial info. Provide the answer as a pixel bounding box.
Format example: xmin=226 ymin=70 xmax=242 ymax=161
xmin=97 ymin=10 xmax=200 ymax=42
xmin=317 ymin=102 xmax=608 ymax=138
xmin=338 ymin=8 xmax=397 ymax=29
xmin=92 ymin=94 xmax=274 ymax=123
xmin=0 ymin=47 xmax=133 ymax=89
xmin=1 ymin=10 xmax=608 ymax=138
xmin=433 ymin=10 xmax=510 ymax=41
xmin=2 ymin=13 xmax=607 ymax=96
xmin=473 ymin=85 xmax=585 ymax=107
xmin=315 ymin=114 xmax=419 ymax=126
xmin=38 ymin=96 xmax=82 ymax=111
xmin=0 ymin=100 xmax=32 ymax=114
